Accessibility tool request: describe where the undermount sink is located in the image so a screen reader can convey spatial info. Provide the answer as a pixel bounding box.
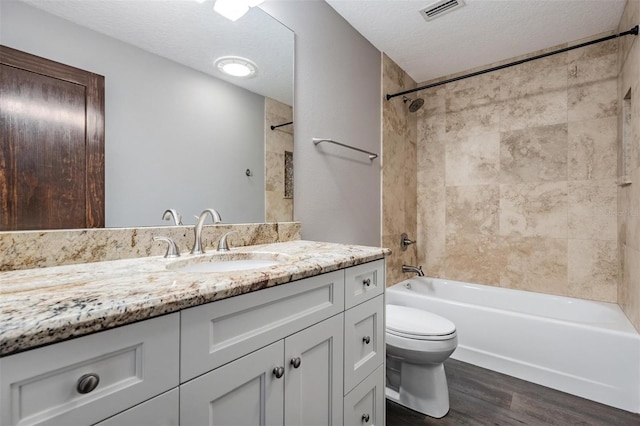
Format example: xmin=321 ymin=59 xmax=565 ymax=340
xmin=167 ymin=252 xmax=289 ymax=273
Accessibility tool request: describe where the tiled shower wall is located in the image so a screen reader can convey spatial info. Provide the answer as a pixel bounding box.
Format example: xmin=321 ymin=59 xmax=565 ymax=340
xmin=617 ymin=0 xmax=640 ymax=331
xmin=265 ymin=98 xmax=294 ymax=222
xmin=382 ymin=54 xmax=418 ymax=286
xmin=414 ymin=33 xmax=620 ymax=302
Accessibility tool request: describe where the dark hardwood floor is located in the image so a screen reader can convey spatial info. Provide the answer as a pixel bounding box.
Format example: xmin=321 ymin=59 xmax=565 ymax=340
xmin=386 ymin=359 xmax=640 ymax=425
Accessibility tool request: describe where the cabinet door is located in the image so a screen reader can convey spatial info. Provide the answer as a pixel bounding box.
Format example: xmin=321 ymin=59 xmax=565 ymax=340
xmin=180 ymin=341 xmax=284 ymax=426
xmin=284 ymin=314 xmax=344 ymax=426
xmin=95 ymin=388 xmax=178 ymax=426
xmin=344 ymin=365 xmax=385 ymax=426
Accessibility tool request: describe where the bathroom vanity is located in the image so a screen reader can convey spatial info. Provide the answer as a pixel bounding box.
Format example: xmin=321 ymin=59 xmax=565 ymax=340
xmin=0 ymin=241 xmax=388 ymax=426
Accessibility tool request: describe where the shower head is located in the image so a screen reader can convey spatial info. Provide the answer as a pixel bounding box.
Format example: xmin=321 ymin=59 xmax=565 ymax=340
xmin=402 ymin=96 xmax=424 ymax=113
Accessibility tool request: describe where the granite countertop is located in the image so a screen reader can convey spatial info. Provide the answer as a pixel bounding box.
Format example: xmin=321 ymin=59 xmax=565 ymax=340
xmin=0 ymin=240 xmax=390 ymax=356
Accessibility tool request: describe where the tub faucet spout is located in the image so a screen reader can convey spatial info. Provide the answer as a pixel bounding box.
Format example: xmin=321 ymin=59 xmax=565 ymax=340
xmin=191 ymin=208 xmax=222 ymax=255
xmin=402 ymin=264 xmax=424 ymax=277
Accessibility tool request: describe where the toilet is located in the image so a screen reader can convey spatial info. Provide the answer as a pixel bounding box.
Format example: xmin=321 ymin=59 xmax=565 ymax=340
xmin=385 ymin=304 xmax=458 ymax=418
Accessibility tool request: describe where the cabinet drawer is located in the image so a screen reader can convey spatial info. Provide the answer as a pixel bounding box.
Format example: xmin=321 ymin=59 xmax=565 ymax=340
xmin=95 ymin=388 xmax=178 ymax=426
xmin=344 ymin=295 xmax=384 ymax=393
xmin=344 ymin=364 xmax=385 ymax=426
xmin=180 ymin=270 xmax=345 ymax=381
xmin=0 ymin=313 xmax=179 ymax=426
xmin=345 ymin=260 xmax=384 ymax=309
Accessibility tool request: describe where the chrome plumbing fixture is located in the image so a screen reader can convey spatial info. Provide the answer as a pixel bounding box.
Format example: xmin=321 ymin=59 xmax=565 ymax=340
xmin=154 ymin=236 xmax=180 ymax=258
xmin=162 ymin=209 xmax=183 ymax=226
xmin=191 ymin=208 xmax=223 ymax=255
xmin=400 ymin=233 xmax=416 ymax=251
xmin=217 ymin=231 xmax=238 ymax=252
xmin=402 ymin=264 xmax=424 ymax=277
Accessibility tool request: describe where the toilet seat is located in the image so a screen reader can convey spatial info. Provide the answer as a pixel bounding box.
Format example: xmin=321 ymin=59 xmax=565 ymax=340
xmin=386 ymin=305 xmax=456 ymax=341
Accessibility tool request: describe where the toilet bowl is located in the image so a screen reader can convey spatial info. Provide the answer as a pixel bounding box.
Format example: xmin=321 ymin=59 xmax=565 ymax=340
xmin=385 ymin=304 xmax=458 ymax=418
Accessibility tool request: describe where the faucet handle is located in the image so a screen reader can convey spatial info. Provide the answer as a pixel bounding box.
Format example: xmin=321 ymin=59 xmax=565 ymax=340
xmin=154 ymin=236 xmax=180 ymax=258
xmin=217 ymin=231 xmax=238 ymax=252
xmin=162 ymin=209 xmax=183 ymax=226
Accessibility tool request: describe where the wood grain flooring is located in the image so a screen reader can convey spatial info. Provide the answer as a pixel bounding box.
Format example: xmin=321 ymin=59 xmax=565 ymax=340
xmin=386 ymin=359 xmax=640 ymax=425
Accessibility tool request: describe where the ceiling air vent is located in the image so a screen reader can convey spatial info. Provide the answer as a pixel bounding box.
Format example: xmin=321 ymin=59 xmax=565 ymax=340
xmin=420 ymin=0 xmax=465 ymax=21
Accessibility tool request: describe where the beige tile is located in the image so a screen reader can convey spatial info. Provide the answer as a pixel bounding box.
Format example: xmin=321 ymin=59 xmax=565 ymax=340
xmin=567 ymin=53 xmax=617 ymax=86
xmin=500 ymin=123 xmax=568 ymax=183
xmin=445 ymin=103 xmax=500 ymax=140
xmin=500 ymin=237 xmax=568 ymax=296
xmin=568 ymin=179 xmax=617 ymax=241
xmin=445 ymin=132 xmax=500 ymax=186
xmin=500 ymin=65 xmax=567 ymax=100
xmin=417 ymin=184 xmax=446 ymax=278
xmin=500 ymin=90 xmax=567 ymax=132
xmin=265 ymin=151 xmax=284 ymax=192
xmin=568 ymin=239 xmax=618 ymax=302
xmin=568 ymin=117 xmax=617 ymax=181
xmin=626 ymin=166 xmax=640 ymax=251
xmin=265 ymin=191 xmax=292 ymax=222
xmin=445 ymin=233 xmax=504 ymax=286
xmin=446 ymin=73 xmax=500 ymax=113
xmin=568 ymin=78 xmax=617 ymax=122
xmin=446 ymin=185 xmax=499 ymax=236
xmin=500 ymin=182 xmax=568 ymax=238
xmin=619 ymin=244 xmax=640 ymax=332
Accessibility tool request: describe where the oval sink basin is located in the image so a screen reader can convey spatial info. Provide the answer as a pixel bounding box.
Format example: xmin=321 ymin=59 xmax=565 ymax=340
xmin=167 ymin=252 xmax=288 ymax=273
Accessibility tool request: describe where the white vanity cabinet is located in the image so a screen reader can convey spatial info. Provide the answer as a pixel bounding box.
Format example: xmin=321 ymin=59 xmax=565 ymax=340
xmin=0 ymin=258 xmax=386 ymax=426
xmin=179 ymin=270 xmax=345 ymax=425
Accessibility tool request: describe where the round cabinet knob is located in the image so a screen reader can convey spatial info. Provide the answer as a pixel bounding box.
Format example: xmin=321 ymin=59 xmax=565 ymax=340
xmin=76 ymin=373 xmax=100 ymax=394
xmin=290 ymin=357 xmax=302 ymax=369
xmin=363 ymin=278 xmax=371 ymax=287
xmin=273 ymin=366 xmax=285 ymax=379
xmin=362 ymin=413 xmax=370 ymax=423
xmin=363 ymin=336 xmax=371 ymax=344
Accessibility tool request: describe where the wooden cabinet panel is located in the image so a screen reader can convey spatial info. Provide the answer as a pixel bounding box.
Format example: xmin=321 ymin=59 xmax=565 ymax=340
xmin=0 ymin=45 xmax=104 ymax=230
xmin=344 ymin=364 xmax=385 ymax=426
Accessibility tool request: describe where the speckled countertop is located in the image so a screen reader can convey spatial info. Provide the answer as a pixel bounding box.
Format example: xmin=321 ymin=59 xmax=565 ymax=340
xmin=0 ymin=240 xmax=390 ymax=356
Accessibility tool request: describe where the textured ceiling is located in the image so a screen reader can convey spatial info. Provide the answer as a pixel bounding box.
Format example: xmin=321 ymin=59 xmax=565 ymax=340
xmin=18 ymin=0 xmax=294 ymax=105
xmin=326 ymin=0 xmax=628 ymax=84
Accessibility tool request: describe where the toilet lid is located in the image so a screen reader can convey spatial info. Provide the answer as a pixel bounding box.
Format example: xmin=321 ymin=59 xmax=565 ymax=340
xmin=386 ymin=304 xmax=456 ymax=337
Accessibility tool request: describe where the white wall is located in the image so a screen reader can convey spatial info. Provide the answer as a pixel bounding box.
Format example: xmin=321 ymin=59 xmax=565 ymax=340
xmin=261 ymin=0 xmax=382 ymax=246
xmin=1 ymin=1 xmax=266 ymax=227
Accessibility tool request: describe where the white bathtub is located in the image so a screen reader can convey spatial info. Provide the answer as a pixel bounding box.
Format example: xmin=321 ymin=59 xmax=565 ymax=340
xmin=386 ymin=277 xmax=640 ymax=413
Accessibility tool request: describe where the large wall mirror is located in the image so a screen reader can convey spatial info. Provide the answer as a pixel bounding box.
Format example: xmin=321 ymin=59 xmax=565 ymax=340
xmin=0 ymin=0 xmax=294 ymax=228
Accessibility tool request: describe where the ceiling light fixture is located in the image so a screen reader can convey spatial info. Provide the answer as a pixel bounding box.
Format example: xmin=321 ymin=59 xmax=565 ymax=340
xmin=213 ymin=0 xmax=264 ymax=21
xmin=215 ymin=56 xmax=258 ymax=78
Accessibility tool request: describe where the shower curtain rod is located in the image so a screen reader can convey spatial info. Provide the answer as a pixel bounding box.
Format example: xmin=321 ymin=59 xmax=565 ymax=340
xmin=386 ymin=25 xmax=639 ymax=101
xmin=270 ymin=121 xmax=293 ymax=131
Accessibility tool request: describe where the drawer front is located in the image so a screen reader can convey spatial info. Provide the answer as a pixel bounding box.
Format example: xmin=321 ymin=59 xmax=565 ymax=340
xmin=344 ymin=364 xmax=385 ymax=426
xmin=0 ymin=313 xmax=179 ymax=426
xmin=344 ymin=295 xmax=384 ymax=393
xmin=180 ymin=270 xmax=345 ymax=382
xmin=95 ymin=388 xmax=178 ymax=426
xmin=345 ymin=260 xmax=384 ymax=309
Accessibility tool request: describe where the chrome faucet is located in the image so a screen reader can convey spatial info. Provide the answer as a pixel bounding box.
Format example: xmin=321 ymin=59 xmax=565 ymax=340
xmin=191 ymin=208 xmax=222 ymax=255
xmin=402 ymin=264 xmax=424 ymax=277
xmin=162 ymin=209 xmax=183 ymax=226
xmin=217 ymin=231 xmax=238 ymax=252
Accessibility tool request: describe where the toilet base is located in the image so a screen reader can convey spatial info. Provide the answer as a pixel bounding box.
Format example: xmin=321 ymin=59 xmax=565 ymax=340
xmin=385 ymin=361 xmax=450 ymax=419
